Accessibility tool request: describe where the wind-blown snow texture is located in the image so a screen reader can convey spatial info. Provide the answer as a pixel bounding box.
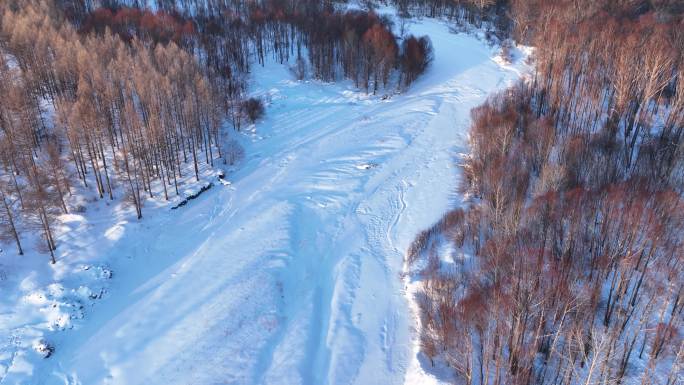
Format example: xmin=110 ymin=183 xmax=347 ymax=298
xmin=1 ymin=16 xmax=528 ymax=385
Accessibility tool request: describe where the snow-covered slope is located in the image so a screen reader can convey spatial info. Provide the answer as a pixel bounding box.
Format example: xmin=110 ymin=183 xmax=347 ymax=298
xmin=3 ymin=17 xmax=528 ymax=385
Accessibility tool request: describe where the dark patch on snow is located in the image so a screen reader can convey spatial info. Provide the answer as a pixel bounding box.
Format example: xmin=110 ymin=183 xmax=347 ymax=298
xmin=33 ymin=339 xmax=54 ymax=359
xmin=171 ymin=182 xmax=214 ymax=210
xmin=217 ymin=171 xmax=231 ymax=186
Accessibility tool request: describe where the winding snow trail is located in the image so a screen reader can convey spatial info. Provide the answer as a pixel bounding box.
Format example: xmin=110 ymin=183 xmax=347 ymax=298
xmin=24 ymin=18 xmax=527 ymax=385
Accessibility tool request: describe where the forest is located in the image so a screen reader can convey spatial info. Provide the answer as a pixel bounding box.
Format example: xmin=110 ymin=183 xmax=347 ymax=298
xmin=406 ymin=0 xmax=684 ymax=384
xmin=1 ymin=0 xmax=681 ymax=383
xmin=0 ymin=0 xmax=435 ymax=262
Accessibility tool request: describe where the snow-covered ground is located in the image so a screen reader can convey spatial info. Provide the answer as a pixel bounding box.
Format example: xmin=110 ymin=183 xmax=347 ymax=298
xmin=0 ymin=15 xmax=528 ymax=385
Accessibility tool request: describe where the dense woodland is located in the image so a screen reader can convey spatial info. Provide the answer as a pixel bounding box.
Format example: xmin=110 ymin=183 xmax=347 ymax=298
xmin=0 ymin=0 xmax=435 ymax=262
xmin=408 ymin=1 xmax=684 ymax=384
xmin=2 ymin=0 xmax=681 ymax=382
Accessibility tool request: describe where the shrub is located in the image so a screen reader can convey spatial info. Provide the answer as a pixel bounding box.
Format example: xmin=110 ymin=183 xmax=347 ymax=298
xmin=242 ymin=97 xmax=265 ymax=123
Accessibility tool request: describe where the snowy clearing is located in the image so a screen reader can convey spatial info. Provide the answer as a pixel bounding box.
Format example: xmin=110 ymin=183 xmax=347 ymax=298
xmin=0 ymin=15 xmax=528 ymax=385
